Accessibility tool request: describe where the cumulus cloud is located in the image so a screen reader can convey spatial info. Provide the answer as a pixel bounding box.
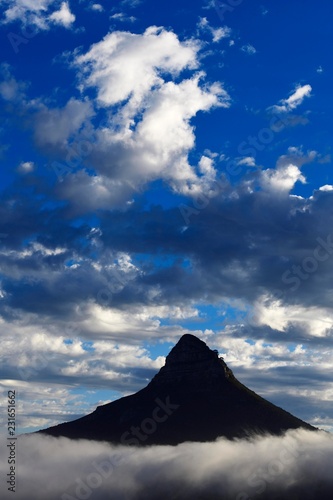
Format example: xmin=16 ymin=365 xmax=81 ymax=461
xmin=0 ymin=27 xmax=230 ymax=211
xmin=74 ymin=27 xmax=200 ymax=108
xmin=0 ymin=27 xmax=230 ymax=209
xmin=1 ymin=430 xmax=332 ymax=499
xmin=270 ymin=84 xmax=312 ymax=114
xmin=260 ymin=149 xmax=310 ymax=194
xmin=46 ymin=26 xmax=230 ymax=208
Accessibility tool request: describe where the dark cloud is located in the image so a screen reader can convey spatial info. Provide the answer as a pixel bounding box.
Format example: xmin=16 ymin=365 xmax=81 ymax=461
xmin=1 ymin=171 xmax=333 ymax=345
xmin=95 ymin=184 xmax=333 ymax=311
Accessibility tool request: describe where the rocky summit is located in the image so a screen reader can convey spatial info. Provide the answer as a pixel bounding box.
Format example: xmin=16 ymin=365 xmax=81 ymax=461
xmin=39 ymin=334 xmax=316 ymax=444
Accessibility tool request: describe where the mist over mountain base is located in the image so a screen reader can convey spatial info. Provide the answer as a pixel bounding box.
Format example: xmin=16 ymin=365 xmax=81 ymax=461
xmin=1 ymin=429 xmax=332 ymax=500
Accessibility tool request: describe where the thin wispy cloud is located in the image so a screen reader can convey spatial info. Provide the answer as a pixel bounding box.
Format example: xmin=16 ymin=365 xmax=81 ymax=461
xmin=241 ymin=43 xmax=256 ymax=55
xmin=197 ymin=17 xmax=231 ymax=42
xmin=270 ymin=84 xmax=312 ymax=114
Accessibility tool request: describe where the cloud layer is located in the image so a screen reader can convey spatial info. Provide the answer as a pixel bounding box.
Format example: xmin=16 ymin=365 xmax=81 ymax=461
xmin=1 ymin=430 xmax=333 ymax=499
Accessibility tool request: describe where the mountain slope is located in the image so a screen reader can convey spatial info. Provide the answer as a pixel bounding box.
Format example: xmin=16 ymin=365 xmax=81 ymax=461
xmin=39 ymin=334 xmax=316 ymax=444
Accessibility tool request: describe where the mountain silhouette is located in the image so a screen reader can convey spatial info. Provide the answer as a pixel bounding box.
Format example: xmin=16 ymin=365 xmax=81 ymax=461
xmin=39 ymin=334 xmax=315 ymax=444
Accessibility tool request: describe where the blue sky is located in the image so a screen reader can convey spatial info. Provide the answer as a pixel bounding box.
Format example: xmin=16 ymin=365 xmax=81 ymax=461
xmin=0 ymin=0 xmax=333 ymax=434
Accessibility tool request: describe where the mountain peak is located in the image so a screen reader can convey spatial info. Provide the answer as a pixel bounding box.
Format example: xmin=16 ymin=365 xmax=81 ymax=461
xmin=148 ymin=334 xmax=231 ymax=389
xmin=165 ymin=334 xmax=216 ymax=365
xmin=176 ymin=333 xmax=207 ymax=346
xmin=40 ymin=333 xmax=316 ymax=444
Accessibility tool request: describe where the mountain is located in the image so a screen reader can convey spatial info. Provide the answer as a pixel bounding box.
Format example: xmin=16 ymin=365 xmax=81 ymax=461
xmin=39 ymin=334 xmax=316 ymax=444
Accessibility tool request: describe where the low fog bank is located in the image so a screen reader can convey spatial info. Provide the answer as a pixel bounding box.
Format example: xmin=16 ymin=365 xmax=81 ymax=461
xmin=1 ymin=429 xmax=333 ymax=499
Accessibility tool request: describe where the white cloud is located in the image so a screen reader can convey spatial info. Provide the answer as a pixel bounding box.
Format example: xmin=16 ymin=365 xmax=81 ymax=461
xmin=0 ymin=378 xmax=81 ymax=430
xmin=241 ymin=44 xmax=256 ymax=55
xmin=270 ymin=84 xmax=312 ymax=113
xmin=17 ymin=161 xmax=35 ymax=173
xmin=253 ymin=295 xmax=333 ymax=337
xmin=319 ymin=185 xmax=333 ymax=192
xmin=1 ymin=27 xmax=230 ymax=208
xmin=1 ymin=430 xmax=332 ymax=499
xmin=197 ymin=17 xmax=231 ymax=43
xmin=260 ymin=147 xmax=318 ymax=194
xmin=110 ymin=12 xmax=136 ymax=22
xmin=53 ymin=27 xmax=231 ymax=209
xmin=261 ymin=163 xmax=306 ymax=193
xmin=80 ymin=302 xmax=200 ymax=341
xmin=49 ymin=1 xmax=75 ymax=27
xmin=237 ymin=156 xmax=256 ymax=167
xmin=212 ymin=334 xmax=305 ymax=369
xmin=0 ymin=0 xmax=53 ymax=26
xmin=75 ymin=26 xmax=200 ymax=108
xmin=91 ymin=3 xmax=103 ymax=12
xmin=0 ymin=0 xmax=75 ymax=29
